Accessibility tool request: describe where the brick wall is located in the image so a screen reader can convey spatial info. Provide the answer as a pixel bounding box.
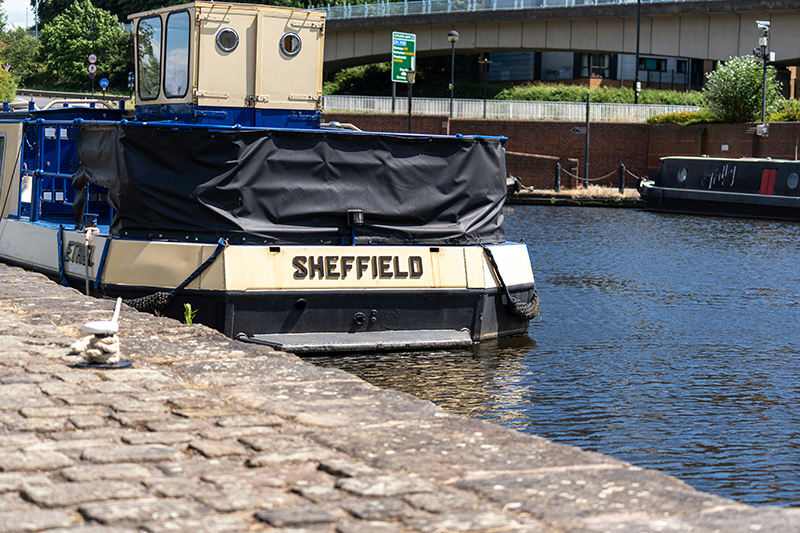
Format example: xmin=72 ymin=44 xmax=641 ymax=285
xmin=506 ymin=152 xmax=579 ymax=189
xmin=321 ymin=112 xmax=800 ymax=187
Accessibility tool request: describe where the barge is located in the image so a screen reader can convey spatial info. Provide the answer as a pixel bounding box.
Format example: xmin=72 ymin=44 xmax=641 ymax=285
xmin=0 ymin=2 xmax=538 ymax=353
xmin=639 ymin=155 xmax=800 ymax=220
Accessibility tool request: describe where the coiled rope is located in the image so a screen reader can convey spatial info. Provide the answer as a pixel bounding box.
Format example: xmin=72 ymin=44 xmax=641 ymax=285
xmin=480 ymin=244 xmax=540 ymax=320
xmin=123 ymin=238 xmax=228 ymax=314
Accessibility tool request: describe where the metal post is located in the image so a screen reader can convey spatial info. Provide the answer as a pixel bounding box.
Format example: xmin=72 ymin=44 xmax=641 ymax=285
xmin=478 ymin=56 xmax=492 ymax=119
xmin=407 ymin=80 xmax=413 ymax=133
xmin=584 ymin=93 xmax=590 ymax=188
xmin=392 ymin=82 xmax=396 ymax=113
xmin=554 ymin=162 xmax=561 ymax=192
xmin=761 ymin=48 xmax=768 ymax=124
xmin=450 ymin=42 xmax=455 ymax=117
xmin=447 ymin=30 xmax=460 ymax=118
xmin=406 ymin=69 xmax=415 ymax=133
xmin=634 ymin=0 xmax=641 ymax=104
xmin=618 ymin=164 xmax=625 ymax=194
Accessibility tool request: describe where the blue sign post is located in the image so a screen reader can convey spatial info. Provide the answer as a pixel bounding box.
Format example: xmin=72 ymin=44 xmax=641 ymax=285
xmin=99 ymin=78 xmax=109 ymax=101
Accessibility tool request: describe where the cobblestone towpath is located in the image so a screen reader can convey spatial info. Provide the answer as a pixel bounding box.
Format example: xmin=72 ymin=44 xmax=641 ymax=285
xmin=0 ymin=263 xmax=798 ymax=533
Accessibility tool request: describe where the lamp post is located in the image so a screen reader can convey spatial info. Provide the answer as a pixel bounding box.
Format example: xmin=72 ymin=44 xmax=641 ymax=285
xmin=753 ymin=20 xmax=771 ymax=135
xmin=406 ymin=69 xmax=416 ymax=133
xmin=634 ymin=0 xmax=641 ymax=104
xmin=478 ymin=56 xmax=492 ymax=119
xmin=447 ymin=30 xmax=459 ymax=118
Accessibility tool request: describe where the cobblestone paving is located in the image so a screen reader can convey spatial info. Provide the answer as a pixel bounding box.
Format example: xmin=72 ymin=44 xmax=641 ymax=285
xmin=0 ymin=263 xmax=798 ymax=532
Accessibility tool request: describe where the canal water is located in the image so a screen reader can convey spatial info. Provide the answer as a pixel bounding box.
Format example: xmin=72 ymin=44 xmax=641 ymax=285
xmin=307 ymin=205 xmax=800 ymax=507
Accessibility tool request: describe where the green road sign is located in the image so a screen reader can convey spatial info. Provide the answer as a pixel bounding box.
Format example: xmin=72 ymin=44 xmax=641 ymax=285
xmin=391 ymin=32 xmax=416 ymax=84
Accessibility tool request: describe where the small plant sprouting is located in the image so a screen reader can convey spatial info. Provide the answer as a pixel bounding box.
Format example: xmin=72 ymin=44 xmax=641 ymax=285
xmin=183 ymin=303 xmax=198 ymax=325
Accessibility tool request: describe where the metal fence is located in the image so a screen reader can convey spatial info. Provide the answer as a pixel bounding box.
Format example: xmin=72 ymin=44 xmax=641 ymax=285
xmin=318 ymin=0 xmax=689 ymax=20
xmin=322 ymin=95 xmax=698 ymax=122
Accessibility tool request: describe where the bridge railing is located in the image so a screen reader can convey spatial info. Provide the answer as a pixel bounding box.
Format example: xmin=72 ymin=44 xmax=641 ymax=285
xmin=319 ymin=0 xmax=673 ymax=20
xmin=322 ymin=95 xmax=699 ymax=122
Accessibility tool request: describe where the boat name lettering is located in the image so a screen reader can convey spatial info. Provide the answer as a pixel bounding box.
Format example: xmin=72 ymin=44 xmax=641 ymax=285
xmin=701 ymin=164 xmax=736 ymax=190
xmin=292 ymin=255 xmax=423 ymax=280
xmin=64 ymin=241 xmax=95 ymax=267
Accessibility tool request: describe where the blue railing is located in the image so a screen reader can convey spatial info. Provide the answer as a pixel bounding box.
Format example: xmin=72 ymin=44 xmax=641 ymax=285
xmin=318 ymin=0 xmax=689 ymax=20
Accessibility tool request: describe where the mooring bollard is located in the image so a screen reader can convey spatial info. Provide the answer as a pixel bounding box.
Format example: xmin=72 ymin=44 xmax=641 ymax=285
xmin=619 ymin=164 xmax=625 ymax=194
xmin=554 ymin=162 xmax=561 ymax=192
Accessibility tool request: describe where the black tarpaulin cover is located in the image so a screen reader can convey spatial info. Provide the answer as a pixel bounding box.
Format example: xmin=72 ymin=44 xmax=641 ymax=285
xmin=74 ymin=123 xmax=507 ymax=245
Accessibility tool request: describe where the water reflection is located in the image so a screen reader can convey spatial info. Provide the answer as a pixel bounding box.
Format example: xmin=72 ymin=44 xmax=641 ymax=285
xmin=308 ymin=206 xmax=800 ymax=507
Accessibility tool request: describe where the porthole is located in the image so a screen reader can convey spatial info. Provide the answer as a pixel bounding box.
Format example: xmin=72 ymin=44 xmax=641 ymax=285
xmin=279 ymin=32 xmax=301 ymax=57
xmin=677 ymin=167 xmax=687 ymax=183
xmin=789 ymin=173 xmax=799 ymax=189
xmin=216 ymin=28 xmax=239 ymax=53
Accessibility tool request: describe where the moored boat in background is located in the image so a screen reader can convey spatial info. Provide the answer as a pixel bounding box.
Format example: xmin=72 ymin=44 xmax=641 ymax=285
xmin=639 ymin=155 xmax=800 ymax=220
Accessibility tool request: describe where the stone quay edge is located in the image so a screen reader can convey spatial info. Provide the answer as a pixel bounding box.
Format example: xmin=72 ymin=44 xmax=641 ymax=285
xmin=0 ymin=262 xmax=796 ymax=533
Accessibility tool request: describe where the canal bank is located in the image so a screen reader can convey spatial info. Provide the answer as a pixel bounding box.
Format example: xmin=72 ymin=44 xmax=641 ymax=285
xmin=509 ymin=187 xmax=643 ymax=208
xmin=0 ymin=263 xmax=797 ymax=531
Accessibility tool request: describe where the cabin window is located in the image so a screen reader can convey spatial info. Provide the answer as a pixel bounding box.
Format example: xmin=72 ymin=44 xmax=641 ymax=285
xmin=788 ymin=173 xmax=799 ymax=189
xmin=216 ymin=28 xmax=239 ymax=53
xmin=677 ymin=168 xmax=687 ymax=183
xmin=137 ymin=16 xmax=162 ymax=100
xmin=164 ymin=11 xmax=190 ymax=98
xmin=280 ymin=32 xmax=301 ymax=57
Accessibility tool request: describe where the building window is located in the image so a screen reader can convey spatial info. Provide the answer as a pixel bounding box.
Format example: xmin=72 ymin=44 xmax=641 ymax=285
xmin=676 ymin=60 xmax=687 ymax=74
xmin=581 ymin=53 xmax=610 ymax=78
xmin=639 ymin=58 xmax=667 ymax=72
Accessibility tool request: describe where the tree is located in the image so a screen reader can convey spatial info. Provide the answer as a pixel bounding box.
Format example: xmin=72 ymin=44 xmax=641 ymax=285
xmin=38 ymin=0 xmax=130 ymax=92
xmin=0 ymin=26 xmax=43 ymax=88
xmin=703 ymin=55 xmax=783 ymax=123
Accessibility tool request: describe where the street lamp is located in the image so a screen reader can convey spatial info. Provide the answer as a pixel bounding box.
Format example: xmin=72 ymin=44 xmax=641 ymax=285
xmin=406 ymin=69 xmax=416 ymax=133
xmin=477 ymin=56 xmax=492 ymax=119
xmin=447 ymin=30 xmax=459 ymax=118
xmin=634 ymin=0 xmax=641 ymax=104
xmin=753 ymin=20 xmax=771 ymax=136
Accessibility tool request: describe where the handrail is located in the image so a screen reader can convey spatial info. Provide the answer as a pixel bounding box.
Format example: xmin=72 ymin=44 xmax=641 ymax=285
xmin=322 ymin=94 xmax=699 ymax=122
xmin=42 ymin=99 xmax=121 ymax=111
xmin=318 ymin=0 xmax=693 ymax=20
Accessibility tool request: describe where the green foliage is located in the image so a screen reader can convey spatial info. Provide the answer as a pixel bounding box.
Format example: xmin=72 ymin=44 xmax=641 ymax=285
xmin=645 ymin=109 xmax=716 ymax=125
xmin=495 ymin=83 xmax=703 ymax=105
xmin=183 ymin=303 xmax=197 ymax=325
xmin=0 ymin=27 xmax=44 ymax=88
xmin=0 ymin=69 xmax=16 ymax=102
xmin=38 ymin=0 xmax=130 ymax=92
xmin=767 ymin=99 xmax=800 ymax=122
xmin=703 ymin=55 xmax=782 ymax=123
xmin=324 ymin=55 xmax=506 ymax=99
xmin=35 ymin=0 xmax=181 ymax=26
xmin=323 ymin=62 xmax=392 ymax=96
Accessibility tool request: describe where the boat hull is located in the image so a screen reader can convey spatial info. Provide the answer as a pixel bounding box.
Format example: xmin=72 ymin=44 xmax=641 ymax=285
xmin=0 ymin=219 xmax=537 ymax=352
xmin=639 ymin=182 xmax=800 ymax=221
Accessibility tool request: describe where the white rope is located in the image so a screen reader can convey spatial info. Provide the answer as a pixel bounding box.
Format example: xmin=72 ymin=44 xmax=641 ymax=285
xmin=625 ymin=167 xmax=647 ymax=183
xmin=561 ymin=167 xmax=619 ymax=183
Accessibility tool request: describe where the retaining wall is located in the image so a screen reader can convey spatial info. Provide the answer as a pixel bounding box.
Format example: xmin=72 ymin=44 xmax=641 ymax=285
xmin=323 ymin=113 xmax=800 ymax=188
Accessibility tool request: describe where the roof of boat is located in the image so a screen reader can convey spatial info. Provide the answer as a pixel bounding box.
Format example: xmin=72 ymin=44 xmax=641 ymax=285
xmin=661 ymin=156 xmax=800 ymax=164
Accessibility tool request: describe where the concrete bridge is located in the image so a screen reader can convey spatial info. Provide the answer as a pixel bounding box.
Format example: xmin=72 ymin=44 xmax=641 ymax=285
xmin=324 ymin=0 xmax=800 ymax=70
